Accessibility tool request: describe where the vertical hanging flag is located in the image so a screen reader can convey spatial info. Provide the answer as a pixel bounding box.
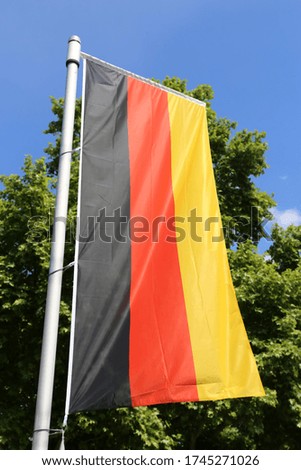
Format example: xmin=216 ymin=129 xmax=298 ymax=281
xmin=66 ymin=54 xmax=264 ymax=414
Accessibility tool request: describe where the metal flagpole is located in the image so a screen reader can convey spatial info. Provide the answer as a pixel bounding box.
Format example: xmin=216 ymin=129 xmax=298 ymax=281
xmin=32 ymin=35 xmax=81 ymax=450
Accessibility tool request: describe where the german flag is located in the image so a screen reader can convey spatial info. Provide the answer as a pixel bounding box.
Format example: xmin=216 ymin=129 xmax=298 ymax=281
xmin=67 ymin=56 xmax=264 ymax=413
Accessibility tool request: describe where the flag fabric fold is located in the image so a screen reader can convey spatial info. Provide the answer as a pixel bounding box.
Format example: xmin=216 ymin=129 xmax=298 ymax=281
xmin=67 ymin=55 xmax=264 ymax=414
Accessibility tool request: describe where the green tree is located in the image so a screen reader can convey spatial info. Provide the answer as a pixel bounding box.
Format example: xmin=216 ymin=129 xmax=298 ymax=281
xmin=228 ymin=241 xmax=301 ymax=449
xmin=1 ymin=81 xmax=300 ymax=450
xmin=0 ymin=157 xmax=54 ymax=449
xmin=268 ymin=224 xmax=301 ymax=273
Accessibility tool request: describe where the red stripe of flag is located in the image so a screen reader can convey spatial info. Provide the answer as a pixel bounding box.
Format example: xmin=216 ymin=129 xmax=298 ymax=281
xmin=127 ymin=77 xmax=199 ymax=406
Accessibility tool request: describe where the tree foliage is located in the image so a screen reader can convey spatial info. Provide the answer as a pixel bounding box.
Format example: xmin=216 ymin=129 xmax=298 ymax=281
xmin=0 ymin=82 xmax=300 ymax=450
xmin=0 ymin=157 xmax=54 ymax=449
xmin=268 ymin=225 xmax=301 ymax=273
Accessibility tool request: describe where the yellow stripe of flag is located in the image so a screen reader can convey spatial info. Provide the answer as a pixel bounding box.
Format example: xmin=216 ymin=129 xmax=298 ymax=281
xmin=168 ymin=94 xmax=265 ymax=400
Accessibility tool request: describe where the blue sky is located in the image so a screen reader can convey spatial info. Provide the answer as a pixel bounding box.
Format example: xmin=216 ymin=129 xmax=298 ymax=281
xmin=1 ymin=0 xmax=300 ymax=237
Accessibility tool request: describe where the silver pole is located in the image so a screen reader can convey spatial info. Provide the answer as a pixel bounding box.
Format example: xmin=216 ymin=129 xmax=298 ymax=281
xmin=32 ymin=35 xmax=81 ymax=450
